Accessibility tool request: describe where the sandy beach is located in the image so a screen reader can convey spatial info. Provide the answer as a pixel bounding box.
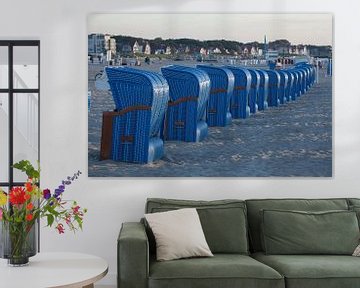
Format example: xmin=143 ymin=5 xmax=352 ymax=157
xmin=88 ymin=61 xmax=332 ymax=177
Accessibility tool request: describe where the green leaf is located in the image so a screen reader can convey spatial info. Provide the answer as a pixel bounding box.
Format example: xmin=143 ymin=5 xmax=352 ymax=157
xmin=47 ymin=214 xmax=55 ymax=227
xmin=12 ymin=160 xmax=40 ymax=180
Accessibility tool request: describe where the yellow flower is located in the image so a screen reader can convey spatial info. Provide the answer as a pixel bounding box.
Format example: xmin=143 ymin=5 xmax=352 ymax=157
xmin=0 ymin=190 xmax=7 ymax=206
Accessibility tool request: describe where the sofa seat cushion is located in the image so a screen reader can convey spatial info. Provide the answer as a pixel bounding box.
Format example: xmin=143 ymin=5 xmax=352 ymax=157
xmin=149 ymin=254 xmax=284 ymax=288
xmin=252 ymin=252 xmax=360 ymax=288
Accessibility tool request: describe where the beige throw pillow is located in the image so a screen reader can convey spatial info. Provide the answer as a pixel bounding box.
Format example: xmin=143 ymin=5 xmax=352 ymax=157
xmin=353 ymin=244 xmax=360 ymax=256
xmin=145 ymin=208 xmax=213 ymax=261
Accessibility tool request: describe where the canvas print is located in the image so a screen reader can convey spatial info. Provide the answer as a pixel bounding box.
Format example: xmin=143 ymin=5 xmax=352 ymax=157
xmin=87 ymin=13 xmax=332 ymax=177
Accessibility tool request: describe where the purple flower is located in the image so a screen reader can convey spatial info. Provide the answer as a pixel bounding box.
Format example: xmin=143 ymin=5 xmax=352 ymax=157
xmin=43 ymin=189 xmax=51 ymax=200
xmin=54 ymin=171 xmax=82 ymax=199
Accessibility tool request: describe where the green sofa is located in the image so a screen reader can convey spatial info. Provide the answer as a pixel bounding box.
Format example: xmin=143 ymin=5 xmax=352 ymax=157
xmin=118 ymin=198 xmax=360 ymax=288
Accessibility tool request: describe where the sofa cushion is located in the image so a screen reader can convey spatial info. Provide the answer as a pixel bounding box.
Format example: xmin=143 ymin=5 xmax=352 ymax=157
xmin=252 ymin=252 xmax=360 ymax=288
xmin=246 ymin=198 xmax=349 ymax=252
xmin=348 ymin=205 xmax=360 ymax=228
xmin=261 ymin=209 xmax=359 ymax=255
xmin=145 ymin=208 xmax=213 ymax=261
xmin=146 ymin=198 xmax=249 ymax=254
xmin=149 ymin=254 xmax=284 ymax=288
xmin=347 ymin=198 xmax=360 ymax=207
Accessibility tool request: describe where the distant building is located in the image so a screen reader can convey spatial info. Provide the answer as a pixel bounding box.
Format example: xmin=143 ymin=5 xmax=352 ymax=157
xmin=213 ymin=47 xmax=221 ymax=54
xmin=266 ymin=50 xmax=279 ymax=61
xmin=144 ymin=42 xmax=151 ymax=55
xmin=165 ymin=46 xmax=172 ymax=55
xmin=199 ymin=47 xmax=207 ymax=55
xmin=258 ymin=49 xmax=263 ymax=56
xmin=303 ymin=45 xmax=308 ymax=56
xmin=88 ymin=34 xmax=105 ymax=55
xmin=243 ymin=47 xmax=249 ymax=55
xmin=104 ymin=35 xmax=116 ymax=55
xmin=185 ymin=46 xmax=190 ymax=53
xmin=133 ymin=41 xmax=142 ymax=54
xmin=250 ymin=46 xmax=257 ymax=56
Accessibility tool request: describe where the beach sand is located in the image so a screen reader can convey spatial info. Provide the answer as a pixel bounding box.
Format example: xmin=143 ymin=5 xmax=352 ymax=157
xmin=88 ymin=62 xmax=332 ymax=177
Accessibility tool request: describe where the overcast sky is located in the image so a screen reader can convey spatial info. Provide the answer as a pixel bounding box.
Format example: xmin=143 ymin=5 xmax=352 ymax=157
xmin=88 ymin=13 xmax=332 ymax=46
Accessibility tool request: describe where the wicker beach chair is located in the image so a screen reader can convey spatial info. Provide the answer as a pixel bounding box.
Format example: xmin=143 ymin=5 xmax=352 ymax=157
xmin=246 ymin=69 xmax=260 ymax=114
xmin=296 ymin=68 xmax=307 ymax=95
xmin=277 ymin=70 xmax=289 ymax=104
xmin=265 ymin=70 xmax=281 ymax=107
xmin=161 ymin=65 xmax=210 ymax=142
xmin=285 ymin=70 xmax=299 ymax=101
xmin=101 ymin=66 xmax=169 ymax=164
xmin=255 ymin=69 xmax=269 ymax=110
xmin=282 ymin=70 xmax=294 ymax=102
xmin=196 ymin=65 xmax=234 ymax=127
xmin=224 ymin=66 xmax=251 ymax=119
xmin=291 ymin=69 xmax=302 ymax=98
xmin=296 ymin=63 xmax=314 ymax=90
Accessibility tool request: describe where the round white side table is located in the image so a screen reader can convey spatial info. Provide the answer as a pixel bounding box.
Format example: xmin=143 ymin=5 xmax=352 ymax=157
xmin=0 ymin=252 xmax=108 ymax=288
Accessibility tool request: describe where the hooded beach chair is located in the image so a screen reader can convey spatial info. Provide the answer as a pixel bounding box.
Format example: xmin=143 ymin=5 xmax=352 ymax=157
xmin=197 ymin=65 xmax=235 ymax=127
xmin=277 ymin=70 xmax=289 ymax=104
xmin=265 ymin=70 xmax=281 ymax=107
xmin=282 ymin=70 xmax=294 ymax=102
xmin=255 ymin=69 xmax=269 ymax=110
xmin=224 ymin=66 xmax=251 ymax=119
xmin=101 ymin=66 xmax=169 ymax=163
xmin=246 ymin=69 xmax=260 ymax=114
xmin=161 ymin=65 xmax=210 ymax=142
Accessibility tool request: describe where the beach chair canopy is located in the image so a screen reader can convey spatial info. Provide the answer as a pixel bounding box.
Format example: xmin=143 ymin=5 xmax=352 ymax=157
xmin=105 ymin=66 xmax=169 ymax=137
xmin=161 ymin=65 xmax=210 ymax=121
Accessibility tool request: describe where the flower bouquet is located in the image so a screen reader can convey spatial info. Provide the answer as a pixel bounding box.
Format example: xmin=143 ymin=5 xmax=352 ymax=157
xmin=0 ymin=160 xmax=87 ymax=266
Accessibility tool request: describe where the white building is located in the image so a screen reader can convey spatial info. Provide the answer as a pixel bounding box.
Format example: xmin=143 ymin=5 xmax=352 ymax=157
xmin=199 ymin=47 xmax=207 ymax=55
xmin=133 ymin=41 xmax=141 ymax=54
xmin=213 ymin=47 xmax=221 ymax=54
xmin=250 ymin=46 xmax=257 ymax=56
xmin=144 ymin=42 xmax=151 ymax=55
xmin=165 ymin=46 xmax=172 ymax=55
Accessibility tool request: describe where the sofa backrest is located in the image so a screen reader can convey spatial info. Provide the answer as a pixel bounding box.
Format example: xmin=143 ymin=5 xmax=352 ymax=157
xmin=245 ymin=198 xmax=349 ymax=253
xmin=145 ymin=198 xmax=249 ymax=255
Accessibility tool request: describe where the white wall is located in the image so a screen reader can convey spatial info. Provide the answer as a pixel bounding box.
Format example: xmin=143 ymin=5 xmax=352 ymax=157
xmin=1 ymin=0 xmax=360 ymax=285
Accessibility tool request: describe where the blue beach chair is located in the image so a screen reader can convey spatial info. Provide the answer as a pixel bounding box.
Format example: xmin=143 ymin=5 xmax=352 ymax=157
xmin=197 ymin=65 xmax=235 ymax=127
xmin=282 ymin=70 xmax=294 ymax=102
xmin=292 ymin=69 xmax=302 ymax=97
xmin=288 ymin=70 xmax=299 ymax=101
xmin=101 ymin=66 xmax=169 ymax=164
xmin=277 ymin=70 xmax=289 ymax=104
xmin=161 ymin=65 xmax=210 ymax=142
xmin=296 ymin=68 xmax=307 ymax=95
xmin=225 ymin=66 xmax=251 ymax=119
xmin=255 ymin=69 xmax=269 ymax=110
xmin=265 ymin=70 xmax=281 ymax=107
xmin=246 ymin=69 xmax=260 ymax=114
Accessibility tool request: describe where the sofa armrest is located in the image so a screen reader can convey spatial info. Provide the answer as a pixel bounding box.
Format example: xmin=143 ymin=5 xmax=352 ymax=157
xmin=118 ymin=222 xmax=149 ymax=288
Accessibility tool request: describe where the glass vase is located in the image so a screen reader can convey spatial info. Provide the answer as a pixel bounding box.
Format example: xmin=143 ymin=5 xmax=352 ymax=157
xmin=0 ymin=220 xmax=37 ymax=266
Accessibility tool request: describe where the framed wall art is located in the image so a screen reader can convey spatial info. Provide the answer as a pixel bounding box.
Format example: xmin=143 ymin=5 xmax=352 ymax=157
xmin=87 ymin=13 xmax=332 ymax=177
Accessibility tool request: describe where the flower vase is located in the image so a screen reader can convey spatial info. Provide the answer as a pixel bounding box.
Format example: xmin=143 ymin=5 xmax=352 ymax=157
xmin=0 ymin=220 xmax=37 ymax=266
